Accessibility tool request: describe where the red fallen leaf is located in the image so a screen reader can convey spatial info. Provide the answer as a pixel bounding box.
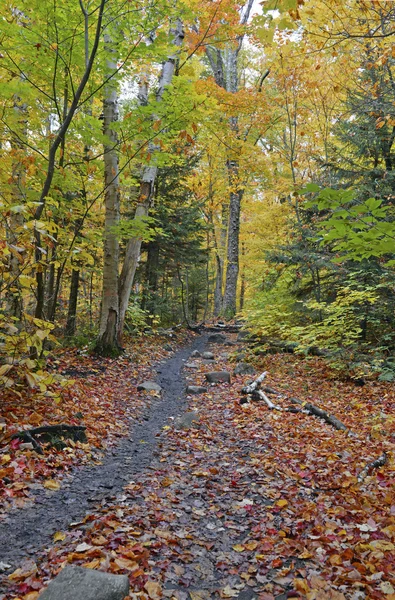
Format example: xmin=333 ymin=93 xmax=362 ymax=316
xmin=10 ymin=438 xmax=21 ymax=450
xmin=272 ymin=558 xmax=283 ymax=568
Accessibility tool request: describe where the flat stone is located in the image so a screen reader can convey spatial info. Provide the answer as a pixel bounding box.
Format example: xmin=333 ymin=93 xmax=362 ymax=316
xmin=137 ymin=381 xmax=162 ymax=393
xmin=205 ymin=371 xmax=231 ymax=384
xmin=202 ymin=352 xmax=214 ymax=359
xmin=208 ymin=333 xmax=227 ymax=343
xmin=202 ymin=359 xmax=215 ymax=364
xmin=185 ymin=362 xmax=199 ymax=369
xmin=38 ymin=565 xmax=129 ymax=600
xmin=191 ymin=350 xmax=201 ymax=358
xmin=175 ymin=411 xmax=200 ymax=430
xmin=186 ymin=385 xmax=208 ymax=395
xmin=234 ymin=362 xmax=256 ymax=376
xmin=223 ymin=340 xmax=237 ymax=346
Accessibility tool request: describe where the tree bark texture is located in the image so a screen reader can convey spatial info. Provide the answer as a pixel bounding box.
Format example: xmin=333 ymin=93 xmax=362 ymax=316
xmin=95 ymin=35 xmax=121 ymax=355
xmin=65 ymin=268 xmax=80 ymax=337
xmin=205 ymin=0 xmax=253 ymax=316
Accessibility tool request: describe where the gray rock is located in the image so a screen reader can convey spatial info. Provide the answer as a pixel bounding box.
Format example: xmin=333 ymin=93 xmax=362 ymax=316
xmin=208 ymin=333 xmax=227 ymax=343
xmin=186 ymin=385 xmax=208 ymax=394
xmin=202 ymin=351 xmax=214 ymax=359
xmin=234 ymin=362 xmax=256 ymax=376
xmin=237 ymin=330 xmax=252 ymax=341
xmin=235 ymin=352 xmax=246 ymax=362
xmin=205 ymin=371 xmax=231 ymax=384
xmin=175 ymin=411 xmax=200 ymax=430
xmin=137 ymin=381 xmax=162 ymax=393
xmin=185 ymin=362 xmax=199 ymax=369
xmin=202 ymin=359 xmax=216 ymax=364
xmin=38 ymin=565 xmax=129 ymax=600
xmin=224 ymin=340 xmax=237 ymax=346
xmin=191 ymin=350 xmax=201 ymax=358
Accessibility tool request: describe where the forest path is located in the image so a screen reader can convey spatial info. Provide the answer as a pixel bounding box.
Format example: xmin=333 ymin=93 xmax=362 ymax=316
xmin=0 ymin=333 xmax=208 ymax=581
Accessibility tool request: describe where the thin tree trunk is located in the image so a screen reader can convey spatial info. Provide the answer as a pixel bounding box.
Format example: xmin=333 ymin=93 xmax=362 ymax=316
xmin=94 ymin=35 xmax=121 ymax=356
xmin=65 ymin=268 xmax=80 ymax=337
xmin=117 ymin=19 xmax=184 ymax=343
xmin=6 ymin=95 xmax=26 ymax=320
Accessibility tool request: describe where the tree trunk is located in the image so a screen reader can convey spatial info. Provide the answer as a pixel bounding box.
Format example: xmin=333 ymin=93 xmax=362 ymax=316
xmin=94 ymin=35 xmax=121 ymax=356
xmin=205 ymin=5 xmax=253 ymax=318
xmin=117 ymin=19 xmax=184 ymax=343
xmin=142 ymin=239 xmax=160 ymax=315
xmin=65 ymin=268 xmax=80 ymax=337
xmin=6 ymin=96 xmax=26 ymax=320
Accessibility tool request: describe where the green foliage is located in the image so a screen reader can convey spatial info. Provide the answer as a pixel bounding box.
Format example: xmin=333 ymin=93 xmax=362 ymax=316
xmin=302 ymin=187 xmax=395 ymax=262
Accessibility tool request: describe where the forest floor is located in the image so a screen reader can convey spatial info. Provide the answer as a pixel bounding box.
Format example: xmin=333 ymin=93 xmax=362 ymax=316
xmin=0 ymin=330 xmax=394 ymax=600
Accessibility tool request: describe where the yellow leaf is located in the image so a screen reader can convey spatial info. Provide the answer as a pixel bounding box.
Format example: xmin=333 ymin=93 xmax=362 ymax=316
xmin=83 ymin=558 xmax=102 ymax=569
xmin=114 ymin=557 xmax=139 ymax=571
xmin=369 ymin=540 xmax=394 ymax=552
xmin=44 ymin=479 xmax=60 ymax=491
xmin=276 ymin=499 xmax=288 ymax=508
xmin=53 ymin=531 xmax=66 ymax=542
xmin=232 ymin=544 xmax=245 ymax=552
xmin=1 ymin=454 xmax=11 ymax=464
xmin=0 ymin=364 xmax=13 ymax=376
xmin=244 ymin=541 xmax=259 ymax=551
xmin=293 ymin=578 xmax=310 ymax=594
xmin=144 ymin=581 xmax=162 ymax=600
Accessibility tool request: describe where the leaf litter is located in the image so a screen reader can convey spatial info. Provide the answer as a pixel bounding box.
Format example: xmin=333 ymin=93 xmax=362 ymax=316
xmin=1 ymin=333 xmax=394 ymax=600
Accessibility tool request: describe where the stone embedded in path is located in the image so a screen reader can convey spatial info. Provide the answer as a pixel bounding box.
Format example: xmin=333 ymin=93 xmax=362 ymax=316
xmin=234 ymin=362 xmax=256 ymax=376
xmin=38 ymin=565 xmax=129 ymax=600
xmin=191 ymin=350 xmax=201 ymax=358
xmin=137 ymin=381 xmax=162 ymax=393
xmin=202 ymin=351 xmax=214 ymax=359
xmin=185 ymin=362 xmax=199 ymax=369
xmin=175 ymin=411 xmax=200 ymax=430
xmin=208 ymin=333 xmax=227 ymax=343
xmin=223 ymin=340 xmax=237 ymax=346
xmin=186 ymin=385 xmax=208 ymax=394
xmin=205 ymin=371 xmax=231 ymax=384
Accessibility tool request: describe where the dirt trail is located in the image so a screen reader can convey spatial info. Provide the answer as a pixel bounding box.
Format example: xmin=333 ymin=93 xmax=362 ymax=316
xmin=0 ymin=334 xmax=208 ymax=576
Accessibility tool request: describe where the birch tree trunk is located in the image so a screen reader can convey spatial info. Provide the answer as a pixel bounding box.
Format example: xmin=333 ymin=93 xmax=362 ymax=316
xmin=117 ymin=19 xmax=184 ymax=343
xmin=94 ymin=35 xmax=121 ymax=356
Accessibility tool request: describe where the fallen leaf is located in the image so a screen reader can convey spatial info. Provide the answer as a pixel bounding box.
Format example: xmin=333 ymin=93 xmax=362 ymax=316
xmin=75 ymin=543 xmax=93 ymax=553
xmin=144 ymin=581 xmax=162 ymax=600
xmin=43 ymin=479 xmax=60 ymax=491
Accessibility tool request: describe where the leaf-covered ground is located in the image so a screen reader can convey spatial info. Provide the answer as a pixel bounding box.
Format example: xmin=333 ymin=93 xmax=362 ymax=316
xmin=0 ymin=331 xmax=191 ymax=517
xmin=1 ymin=333 xmax=394 ymax=600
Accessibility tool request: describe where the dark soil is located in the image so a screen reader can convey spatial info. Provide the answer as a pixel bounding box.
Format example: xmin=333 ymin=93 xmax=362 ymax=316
xmin=0 ymin=334 xmax=208 ymax=578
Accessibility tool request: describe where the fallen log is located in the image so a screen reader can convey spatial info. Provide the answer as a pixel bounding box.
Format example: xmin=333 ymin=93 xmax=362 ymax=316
xmin=12 ymin=424 xmax=87 ymax=453
xmin=251 ymin=389 xmax=283 ymax=411
xmin=357 ymin=452 xmax=387 ymax=483
xmin=289 ymin=397 xmax=348 ymax=432
xmin=241 ymin=372 xmax=268 ymax=395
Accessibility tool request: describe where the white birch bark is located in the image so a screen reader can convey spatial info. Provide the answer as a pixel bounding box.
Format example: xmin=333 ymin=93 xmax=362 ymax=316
xmin=117 ymin=19 xmax=184 ymax=341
